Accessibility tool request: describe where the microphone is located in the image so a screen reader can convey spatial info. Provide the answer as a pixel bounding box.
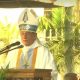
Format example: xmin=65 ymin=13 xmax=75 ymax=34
xmin=6 ymin=41 xmax=20 ymax=48
xmin=0 ymin=41 xmax=20 ymax=52
xmin=0 ymin=45 xmax=24 ymax=55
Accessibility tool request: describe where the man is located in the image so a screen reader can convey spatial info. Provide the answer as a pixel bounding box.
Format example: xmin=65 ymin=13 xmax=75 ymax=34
xmin=4 ymin=8 xmax=58 ymax=80
xmin=64 ymin=73 xmax=78 ymax=80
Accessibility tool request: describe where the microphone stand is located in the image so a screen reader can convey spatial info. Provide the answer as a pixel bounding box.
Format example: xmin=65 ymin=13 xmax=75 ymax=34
xmin=0 ymin=45 xmax=23 ymax=55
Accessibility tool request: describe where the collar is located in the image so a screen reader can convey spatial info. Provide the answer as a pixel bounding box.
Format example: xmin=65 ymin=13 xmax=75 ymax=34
xmin=22 ymin=38 xmax=41 ymax=50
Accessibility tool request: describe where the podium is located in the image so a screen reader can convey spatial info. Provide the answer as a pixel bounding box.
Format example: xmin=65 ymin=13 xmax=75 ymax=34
xmin=5 ymin=69 xmax=52 ymax=80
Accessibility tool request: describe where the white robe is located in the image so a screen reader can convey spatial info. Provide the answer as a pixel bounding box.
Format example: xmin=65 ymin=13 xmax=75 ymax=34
xmin=2 ymin=39 xmax=58 ymax=80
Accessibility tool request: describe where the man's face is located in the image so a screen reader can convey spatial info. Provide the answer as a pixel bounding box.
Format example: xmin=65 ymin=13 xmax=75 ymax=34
xmin=20 ymin=30 xmax=37 ymax=46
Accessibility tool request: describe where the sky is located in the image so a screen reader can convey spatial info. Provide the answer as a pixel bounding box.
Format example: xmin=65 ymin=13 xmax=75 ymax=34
xmin=0 ymin=8 xmax=44 ymax=25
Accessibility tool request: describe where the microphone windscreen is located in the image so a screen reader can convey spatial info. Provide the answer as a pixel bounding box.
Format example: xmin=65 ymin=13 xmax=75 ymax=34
xmin=7 ymin=41 xmax=20 ymax=48
xmin=12 ymin=41 xmax=20 ymax=46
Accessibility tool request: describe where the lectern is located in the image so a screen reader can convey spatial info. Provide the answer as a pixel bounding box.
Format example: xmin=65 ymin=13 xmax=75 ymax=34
xmin=5 ymin=69 xmax=52 ymax=80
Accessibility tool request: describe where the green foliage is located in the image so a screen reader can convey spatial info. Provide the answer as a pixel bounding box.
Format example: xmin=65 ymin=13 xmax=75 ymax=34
xmin=63 ymin=7 xmax=74 ymax=72
xmin=38 ymin=7 xmax=80 ymax=74
xmin=51 ymin=8 xmax=63 ymax=29
xmin=38 ymin=8 xmax=66 ymax=73
xmin=0 ymin=19 xmax=19 ymax=45
xmin=0 ymin=69 xmax=6 ymax=80
xmin=0 ymin=64 xmax=9 ymax=80
xmin=38 ymin=16 xmax=52 ymax=32
xmin=45 ymin=40 xmax=66 ymax=73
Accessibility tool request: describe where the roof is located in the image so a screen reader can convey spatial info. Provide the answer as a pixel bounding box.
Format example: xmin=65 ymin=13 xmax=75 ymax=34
xmin=0 ymin=0 xmax=62 ymax=8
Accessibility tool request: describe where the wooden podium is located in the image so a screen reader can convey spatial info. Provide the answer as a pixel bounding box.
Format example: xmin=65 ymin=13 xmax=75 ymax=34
xmin=5 ymin=69 xmax=52 ymax=80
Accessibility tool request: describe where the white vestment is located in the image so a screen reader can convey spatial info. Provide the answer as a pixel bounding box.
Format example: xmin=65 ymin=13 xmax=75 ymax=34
xmin=2 ymin=39 xmax=58 ymax=80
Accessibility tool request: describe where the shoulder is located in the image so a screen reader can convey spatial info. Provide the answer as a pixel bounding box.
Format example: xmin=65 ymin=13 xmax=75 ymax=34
xmin=37 ymin=42 xmax=47 ymax=49
xmin=37 ymin=44 xmax=50 ymax=55
xmin=35 ymin=38 xmax=50 ymax=52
